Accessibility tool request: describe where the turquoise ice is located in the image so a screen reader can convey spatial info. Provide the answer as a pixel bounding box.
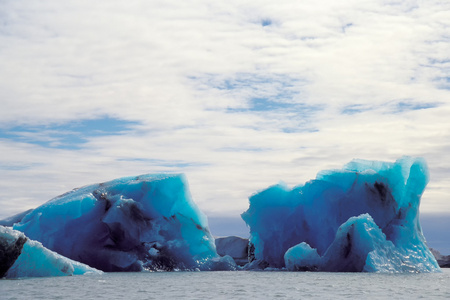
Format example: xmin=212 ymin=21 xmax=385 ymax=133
xmin=242 ymin=157 xmax=440 ymax=272
xmin=1 ymin=226 xmax=101 ymax=278
xmin=13 ymin=174 xmax=235 ymax=272
xmin=6 ymin=157 xmax=441 ymax=273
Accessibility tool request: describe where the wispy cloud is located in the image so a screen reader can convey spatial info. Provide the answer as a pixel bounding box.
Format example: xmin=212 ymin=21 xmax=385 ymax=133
xmin=0 ymin=117 xmax=139 ymax=149
xmin=1 ymin=0 xmax=450 ymax=222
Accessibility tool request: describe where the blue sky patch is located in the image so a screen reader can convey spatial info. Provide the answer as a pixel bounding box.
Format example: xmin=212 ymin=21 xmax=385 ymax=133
xmin=341 ymin=104 xmax=373 ymax=115
xmin=117 ymin=158 xmax=209 ymax=168
xmin=189 ymin=72 xmax=308 ymax=111
xmin=341 ymin=101 xmax=438 ymax=115
xmin=282 ymin=127 xmax=319 ymax=134
xmin=216 ymin=146 xmax=271 ymax=152
xmin=261 ymin=19 xmax=272 ymax=27
xmin=0 ymin=117 xmax=139 ymax=150
xmin=249 ymin=98 xmax=296 ymax=112
xmin=435 ymin=76 xmax=450 ymax=90
xmin=0 ymin=162 xmax=43 ymax=171
xmin=228 ymin=98 xmax=300 ymax=113
xmin=235 ymin=99 xmax=323 ymax=123
xmin=188 ymin=72 xmax=322 ymax=133
xmin=394 ymin=101 xmax=439 ymax=113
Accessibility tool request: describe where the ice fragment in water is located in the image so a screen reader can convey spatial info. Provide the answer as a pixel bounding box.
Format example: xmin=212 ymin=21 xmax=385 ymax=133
xmin=1 ymin=226 xmax=101 ymax=278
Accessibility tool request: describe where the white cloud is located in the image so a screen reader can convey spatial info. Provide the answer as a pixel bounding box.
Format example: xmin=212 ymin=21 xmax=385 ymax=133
xmin=1 ymin=0 xmax=450 ymax=221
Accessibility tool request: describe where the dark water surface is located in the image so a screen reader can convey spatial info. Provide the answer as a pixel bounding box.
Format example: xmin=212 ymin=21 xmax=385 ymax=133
xmin=1 ymin=269 xmax=449 ymax=299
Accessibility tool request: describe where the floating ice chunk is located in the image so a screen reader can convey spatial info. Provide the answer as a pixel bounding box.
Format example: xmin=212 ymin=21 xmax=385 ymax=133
xmin=284 ymin=242 xmax=320 ymax=271
xmin=242 ymin=157 xmax=440 ymax=272
xmin=0 ymin=226 xmax=26 ymax=278
xmin=1 ymin=226 xmax=101 ymax=278
xmin=284 ymin=214 xmax=440 ymax=272
xmin=13 ymin=174 xmax=226 ymax=271
xmin=321 ymin=214 xmax=396 ymax=272
xmin=430 ymin=248 xmax=450 ymax=268
xmin=215 ymin=236 xmax=249 ymax=266
xmin=202 ymin=255 xmax=238 ymax=271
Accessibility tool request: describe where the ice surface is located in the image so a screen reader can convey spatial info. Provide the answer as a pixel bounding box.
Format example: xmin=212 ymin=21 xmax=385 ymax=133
xmin=284 ymin=242 xmax=320 ymax=271
xmin=0 ymin=209 xmax=33 ymax=226
xmin=215 ymin=236 xmax=249 ymax=266
xmin=13 ymin=174 xmax=234 ymax=271
xmin=1 ymin=226 xmax=101 ymax=278
xmin=215 ymin=236 xmax=248 ymax=258
xmin=430 ymin=248 xmax=450 ymax=268
xmin=242 ymin=157 xmax=440 ymax=272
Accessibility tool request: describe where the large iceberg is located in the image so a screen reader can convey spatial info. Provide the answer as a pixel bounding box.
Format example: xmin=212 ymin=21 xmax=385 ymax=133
xmin=13 ymin=174 xmax=235 ymax=272
xmin=1 ymin=226 xmax=101 ymax=278
xmin=242 ymin=157 xmax=440 ymax=272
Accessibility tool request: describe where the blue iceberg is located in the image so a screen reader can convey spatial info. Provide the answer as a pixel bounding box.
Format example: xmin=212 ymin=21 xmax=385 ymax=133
xmin=1 ymin=226 xmax=101 ymax=278
xmin=13 ymin=174 xmax=235 ymax=272
xmin=242 ymin=157 xmax=440 ymax=272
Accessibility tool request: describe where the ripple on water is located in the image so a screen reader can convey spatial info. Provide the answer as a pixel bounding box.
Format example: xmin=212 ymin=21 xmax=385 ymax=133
xmin=1 ymin=270 xmax=450 ymax=300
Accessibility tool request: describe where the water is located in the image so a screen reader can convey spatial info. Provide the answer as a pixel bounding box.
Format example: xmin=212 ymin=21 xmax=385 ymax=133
xmin=1 ymin=269 xmax=450 ymax=299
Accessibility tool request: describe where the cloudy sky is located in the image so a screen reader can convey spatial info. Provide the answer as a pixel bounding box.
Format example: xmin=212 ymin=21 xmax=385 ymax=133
xmin=1 ymin=1 xmax=449 ymax=249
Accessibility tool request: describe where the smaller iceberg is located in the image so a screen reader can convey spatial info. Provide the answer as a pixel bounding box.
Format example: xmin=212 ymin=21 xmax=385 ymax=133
xmin=1 ymin=226 xmax=101 ymax=278
xmin=242 ymin=157 xmax=440 ymax=272
xmin=430 ymin=248 xmax=450 ymax=268
xmin=215 ymin=236 xmax=249 ymax=266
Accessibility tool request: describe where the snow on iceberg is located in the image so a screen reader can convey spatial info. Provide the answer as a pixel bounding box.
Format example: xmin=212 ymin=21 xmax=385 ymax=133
xmin=1 ymin=226 xmax=101 ymax=278
xmin=242 ymin=157 xmax=440 ymax=272
xmin=13 ymin=174 xmax=235 ymax=272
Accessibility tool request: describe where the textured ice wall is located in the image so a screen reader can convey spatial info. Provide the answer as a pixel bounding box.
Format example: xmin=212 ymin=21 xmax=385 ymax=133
xmin=242 ymin=157 xmax=440 ymax=272
xmin=1 ymin=226 xmax=101 ymax=278
xmin=14 ymin=174 xmax=234 ymax=271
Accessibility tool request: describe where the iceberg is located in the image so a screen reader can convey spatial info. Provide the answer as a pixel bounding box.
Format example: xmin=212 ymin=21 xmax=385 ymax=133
xmin=0 ymin=209 xmax=33 ymax=227
xmin=242 ymin=157 xmax=440 ymax=272
xmin=13 ymin=174 xmax=234 ymax=272
xmin=215 ymin=236 xmax=249 ymax=266
xmin=1 ymin=226 xmax=101 ymax=278
xmin=430 ymin=248 xmax=450 ymax=268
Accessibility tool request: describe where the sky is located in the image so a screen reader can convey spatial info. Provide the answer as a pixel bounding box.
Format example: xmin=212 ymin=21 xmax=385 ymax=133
xmin=1 ymin=1 xmax=449 ymax=252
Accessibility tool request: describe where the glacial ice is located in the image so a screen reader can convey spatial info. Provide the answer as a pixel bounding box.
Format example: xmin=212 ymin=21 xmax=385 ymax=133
xmin=430 ymin=248 xmax=450 ymax=268
xmin=242 ymin=157 xmax=441 ymax=272
xmin=1 ymin=226 xmax=101 ymax=278
xmin=215 ymin=236 xmax=249 ymax=266
xmin=3 ymin=157 xmax=441 ymax=274
xmin=0 ymin=209 xmax=33 ymax=227
xmin=13 ymin=174 xmax=235 ymax=272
